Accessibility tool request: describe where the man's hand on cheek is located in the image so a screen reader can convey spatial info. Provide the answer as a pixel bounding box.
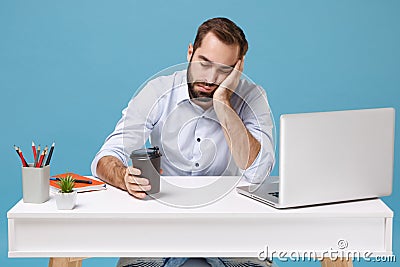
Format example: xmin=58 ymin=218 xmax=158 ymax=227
xmin=213 ymin=58 xmax=244 ymax=103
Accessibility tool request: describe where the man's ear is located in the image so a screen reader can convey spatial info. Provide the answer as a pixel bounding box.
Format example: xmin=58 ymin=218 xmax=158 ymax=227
xmin=187 ymin=43 xmax=193 ymax=62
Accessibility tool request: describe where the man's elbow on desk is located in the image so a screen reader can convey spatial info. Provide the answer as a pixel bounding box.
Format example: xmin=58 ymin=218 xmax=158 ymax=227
xmin=240 ymin=150 xmax=275 ymax=184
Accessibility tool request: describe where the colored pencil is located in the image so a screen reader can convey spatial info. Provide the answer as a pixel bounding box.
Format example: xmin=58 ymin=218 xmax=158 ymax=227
xmin=45 ymin=142 xmax=55 ymax=166
xmin=42 ymin=145 xmax=48 ymax=167
xmin=13 ymin=145 xmax=22 ymax=164
xmin=50 ymin=177 xmax=92 ymax=184
xmin=34 ymin=145 xmax=41 ymax=167
xmin=19 ymin=147 xmax=29 ymax=167
xmin=14 ymin=145 xmax=27 ymax=167
xmin=17 ymin=146 xmax=29 ymax=167
xmin=32 ymin=141 xmax=36 ymax=163
xmin=36 ymin=150 xmax=45 ymax=168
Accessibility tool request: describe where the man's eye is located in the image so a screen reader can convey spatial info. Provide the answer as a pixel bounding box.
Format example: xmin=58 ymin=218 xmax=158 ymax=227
xmin=219 ymin=68 xmax=232 ymax=74
xmin=200 ymin=62 xmax=211 ymax=67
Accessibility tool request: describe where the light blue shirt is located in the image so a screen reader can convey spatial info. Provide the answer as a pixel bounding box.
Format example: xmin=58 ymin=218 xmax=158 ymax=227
xmin=91 ymin=70 xmax=274 ymax=183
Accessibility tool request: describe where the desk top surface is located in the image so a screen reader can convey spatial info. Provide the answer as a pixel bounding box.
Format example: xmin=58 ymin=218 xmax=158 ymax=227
xmin=8 ymin=176 xmax=393 ymax=219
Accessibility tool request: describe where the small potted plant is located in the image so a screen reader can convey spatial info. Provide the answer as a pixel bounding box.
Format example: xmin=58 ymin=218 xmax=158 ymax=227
xmin=55 ymin=175 xmax=77 ymax=210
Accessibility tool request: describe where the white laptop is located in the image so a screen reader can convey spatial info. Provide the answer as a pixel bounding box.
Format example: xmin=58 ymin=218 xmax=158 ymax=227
xmin=237 ymin=108 xmax=395 ymax=209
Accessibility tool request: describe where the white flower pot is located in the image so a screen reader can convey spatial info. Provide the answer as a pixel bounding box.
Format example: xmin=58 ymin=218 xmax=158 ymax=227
xmin=55 ymin=190 xmax=77 ymax=210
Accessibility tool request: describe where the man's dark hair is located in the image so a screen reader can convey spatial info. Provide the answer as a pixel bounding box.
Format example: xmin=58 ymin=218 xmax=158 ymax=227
xmin=193 ymin=17 xmax=248 ymax=59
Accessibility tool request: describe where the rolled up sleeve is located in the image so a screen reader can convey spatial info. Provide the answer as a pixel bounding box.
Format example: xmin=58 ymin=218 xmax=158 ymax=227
xmin=238 ymin=84 xmax=275 ymax=184
xmin=91 ymin=80 xmax=163 ymax=178
xmin=90 ymin=111 xmax=132 ymax=178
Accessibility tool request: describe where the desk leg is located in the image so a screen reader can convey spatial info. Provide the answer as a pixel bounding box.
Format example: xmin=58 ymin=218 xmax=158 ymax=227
xmin=321 ymin=257 xmax=353 ymax=267
xmin=48 ymin=257 xmax=87 ymax=267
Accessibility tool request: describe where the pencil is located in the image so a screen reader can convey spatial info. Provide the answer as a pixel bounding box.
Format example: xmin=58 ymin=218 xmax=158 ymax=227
xmin=50 ymin=177 xmax=92 ymax=184
xmin=45 ymin=142 xmax=55 ymax=166
xmin=17 ymin=146 xmax=29 ymax=167
xmin=42 ymin=145 xmax=48 ymax=167
xmin=34 ymin=145 xmax=41 ymax=167
xmin=14 ymin=145 xmax=28 ymax=167
xmin=36 ymin=150 xmax=45 ymax=168
xmin=13 ymin=145 xmax=22 ymax=164
xmin=32 ymin=141 xmax=36 ymax=163
xmin=19 ymin=147 xmax=29 ymax=167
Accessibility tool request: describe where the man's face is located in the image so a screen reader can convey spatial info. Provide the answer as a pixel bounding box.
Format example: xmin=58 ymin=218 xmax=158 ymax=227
xmin=187 ymin=32 xmax=240 ymax=101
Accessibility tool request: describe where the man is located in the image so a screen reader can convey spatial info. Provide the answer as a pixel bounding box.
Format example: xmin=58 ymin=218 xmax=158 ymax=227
xmin=92 ymin=17 xmax=275 ymax=267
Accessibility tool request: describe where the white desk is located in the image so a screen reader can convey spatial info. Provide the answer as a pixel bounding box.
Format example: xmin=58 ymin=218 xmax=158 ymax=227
xmin=8 ymin=176 xmax=393 ymax=267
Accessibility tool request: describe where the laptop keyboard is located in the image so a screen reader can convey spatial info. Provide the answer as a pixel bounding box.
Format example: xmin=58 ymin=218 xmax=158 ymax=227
xmin=269 ymin=192 xmax=279 ymax=198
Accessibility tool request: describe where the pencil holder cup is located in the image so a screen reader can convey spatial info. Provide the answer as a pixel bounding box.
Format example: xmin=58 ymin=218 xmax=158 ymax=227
xmin=21 ymin=164 xmax=50 ymax=203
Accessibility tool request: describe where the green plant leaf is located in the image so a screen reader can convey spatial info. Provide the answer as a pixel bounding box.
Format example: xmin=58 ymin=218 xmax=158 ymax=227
xmin=57 ymin=174 xmax=75 ymax=193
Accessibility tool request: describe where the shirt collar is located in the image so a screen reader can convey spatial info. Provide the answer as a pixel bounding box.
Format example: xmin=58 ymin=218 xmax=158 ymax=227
xmin=174 ymin=70 xmax=190 ymax=105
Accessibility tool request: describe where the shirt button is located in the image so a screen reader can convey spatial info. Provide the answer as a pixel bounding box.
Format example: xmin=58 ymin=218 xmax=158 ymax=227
xmin=197 ymin=138 xmax=201 ymax=142
xmin=195 ymin=163 xmax=199 ymax=167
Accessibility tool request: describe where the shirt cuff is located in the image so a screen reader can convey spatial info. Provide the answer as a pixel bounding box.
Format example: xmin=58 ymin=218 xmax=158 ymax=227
xmin=241 ymin=146 xmax=275 ymax=184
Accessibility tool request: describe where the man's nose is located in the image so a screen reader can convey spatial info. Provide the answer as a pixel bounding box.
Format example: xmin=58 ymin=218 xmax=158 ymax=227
xmin=204 ymin=66 xmax=219 ymax=85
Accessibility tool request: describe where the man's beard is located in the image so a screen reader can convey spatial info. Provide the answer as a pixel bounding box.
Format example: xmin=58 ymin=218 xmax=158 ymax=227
xmin=187 ymin=82 xmax=215 ymax=102
xmin=187 ymin=60 xmax=217 ymax=102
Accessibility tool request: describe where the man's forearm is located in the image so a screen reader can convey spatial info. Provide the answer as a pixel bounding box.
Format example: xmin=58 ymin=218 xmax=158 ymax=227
xmin=213 ymin=98 xmax=261 ymax=170
xmin=96 ymin=156 xmax=127 ymax=190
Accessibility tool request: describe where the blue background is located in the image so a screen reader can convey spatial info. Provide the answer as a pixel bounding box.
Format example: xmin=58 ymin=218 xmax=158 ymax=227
xmin=0 ymin=0 xmax=398 ymax=266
